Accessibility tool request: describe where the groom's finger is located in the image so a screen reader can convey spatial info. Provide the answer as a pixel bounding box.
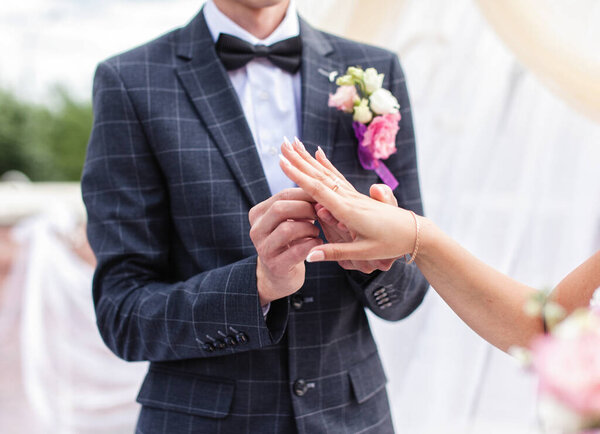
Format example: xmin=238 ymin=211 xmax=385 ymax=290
xmin=249 ymin=188 xmax=313 ymax=225
xmin=278 ymin=237 xmax=323 ymax=267
xmin=265 ymin=221 xmax=321 ymax=257
xmin=316 ymin=206 xmax=338 ymax=226
xmin=370 ymin=184 xmax=398 ymax=207
xmin=251 ymin=200 xmax=317 ymax=241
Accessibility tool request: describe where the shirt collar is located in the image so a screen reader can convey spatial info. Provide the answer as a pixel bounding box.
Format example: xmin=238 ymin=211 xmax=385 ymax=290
xmin=203 ymin=0 xmax=299 ymax=46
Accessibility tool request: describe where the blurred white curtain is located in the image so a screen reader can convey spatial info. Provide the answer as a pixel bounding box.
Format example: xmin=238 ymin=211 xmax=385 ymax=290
xmin=13 ymin=209 xmax=147 ymax=433
xmin=299 ymin=0 xmax=600 ymax=432
xmin=474 ymin=0 xmax=600 ymax=122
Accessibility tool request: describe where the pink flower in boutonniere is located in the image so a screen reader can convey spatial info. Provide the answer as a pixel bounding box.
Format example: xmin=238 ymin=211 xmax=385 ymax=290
xmin=328 ymin=85 xmax=359 ymax=113
xmin=328 ymin=66 xmax=401 ymax=190
xmin=363 ymin=112 xmax=401 ymax=160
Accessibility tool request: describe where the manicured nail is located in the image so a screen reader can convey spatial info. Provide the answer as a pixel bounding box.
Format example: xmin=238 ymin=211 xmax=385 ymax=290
xmin=282 ymin=136 xmax=293 ymax=151
xmin=306 ymin=250 xmax=325 ymax=263
xmin=279 ymin=154 xmax=291 ymax=167
xmin=317 ymin=146 xmax=328 ymax=160
xmin=293 ymin=136 xmax=305 ymax=151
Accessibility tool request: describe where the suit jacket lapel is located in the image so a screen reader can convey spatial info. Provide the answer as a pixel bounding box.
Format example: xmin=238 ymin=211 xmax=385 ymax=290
xmin=175 ymin=10 xmax=271 ymax=207
xmin=299 ymin=18 xmax=344 ymax=159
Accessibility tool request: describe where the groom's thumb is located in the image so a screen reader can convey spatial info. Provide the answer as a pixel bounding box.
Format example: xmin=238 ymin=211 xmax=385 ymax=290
xmin=370 ymin=184 xmax=397 ymax=206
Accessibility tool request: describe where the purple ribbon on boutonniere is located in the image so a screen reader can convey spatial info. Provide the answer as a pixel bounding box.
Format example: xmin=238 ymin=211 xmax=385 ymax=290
xmin=352 ymin=121 xmax=399 ymax=191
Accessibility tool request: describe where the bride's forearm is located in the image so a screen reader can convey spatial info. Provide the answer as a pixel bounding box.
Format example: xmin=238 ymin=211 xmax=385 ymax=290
xmin=550 ymin=250 xmax=600 ymax=312
xmin=414 ymin=218 xmax=542 ymax=351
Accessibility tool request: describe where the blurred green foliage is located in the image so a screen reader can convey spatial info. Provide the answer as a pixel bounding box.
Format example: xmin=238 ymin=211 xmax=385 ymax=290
xmin=0 ymin=87 xmax=92 ymax=181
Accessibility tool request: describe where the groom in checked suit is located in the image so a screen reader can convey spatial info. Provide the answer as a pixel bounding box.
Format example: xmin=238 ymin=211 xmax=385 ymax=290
xmin=82 ymin=0 xmax=428 ymax=432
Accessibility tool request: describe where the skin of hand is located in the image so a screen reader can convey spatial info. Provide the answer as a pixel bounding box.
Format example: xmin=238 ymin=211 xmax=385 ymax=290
xmin=315 ymin=186 xmax=398 ymax=273
xmin=287 ymin=138 xmax=400 ymax=273
xmin=279 ymin=139 xmax=418 ymax=263
xmin=249 ymin=188 xmax=323 ymax=306
xmin=285 ymin=137 xmax=398 ymax=274
xmin=279 ymin=139 xmax=600 ymax=352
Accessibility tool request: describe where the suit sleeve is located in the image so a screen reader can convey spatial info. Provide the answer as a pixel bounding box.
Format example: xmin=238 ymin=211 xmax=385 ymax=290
xmin=81 ymin=61 xmax=288 ymax=362
xmin=345 ymin=54 xmax=429 ymax=321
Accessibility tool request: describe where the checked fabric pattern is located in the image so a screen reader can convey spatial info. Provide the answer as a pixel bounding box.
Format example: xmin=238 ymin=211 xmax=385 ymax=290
xmin=81 ymin=8 xmax=428 ymax=434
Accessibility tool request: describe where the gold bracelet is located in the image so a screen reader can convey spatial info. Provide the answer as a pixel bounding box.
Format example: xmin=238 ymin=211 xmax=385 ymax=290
xmin=405 ymin=210 xmax=421 ymax=265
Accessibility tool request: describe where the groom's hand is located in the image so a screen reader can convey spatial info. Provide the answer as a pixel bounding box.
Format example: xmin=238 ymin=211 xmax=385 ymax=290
xmin=317 ymin=184 xmax=399 ymax=274
xmin=249 ymin=188 xmax=323 ymax=306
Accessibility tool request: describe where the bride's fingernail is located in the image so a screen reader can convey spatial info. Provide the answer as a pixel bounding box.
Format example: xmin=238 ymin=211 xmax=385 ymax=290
xmin=306 ymin=250 xmax=325 ymax=263
xmin=317 ymin=146 xmax=327 ymax=159
xmin=293 ymin=136 xmax=305 ymax=151
xmin=279 ymin=154 xmax=292 ymax=166
xmin=282 ymin=137 xmax=293 ymax=151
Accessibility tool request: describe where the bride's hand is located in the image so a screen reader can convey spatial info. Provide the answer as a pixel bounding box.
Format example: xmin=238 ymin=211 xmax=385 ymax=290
xmin=279 ymin=139 xmax=421 ymax=263
xmin=287 ymin=138 xmax=399 ymax=272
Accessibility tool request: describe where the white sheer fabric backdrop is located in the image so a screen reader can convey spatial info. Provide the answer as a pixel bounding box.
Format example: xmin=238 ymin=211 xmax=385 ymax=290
xmin=12 ymin=209 xmax=147 ymax=433
xmin=305 ymin=0 xmax=600 ymax=432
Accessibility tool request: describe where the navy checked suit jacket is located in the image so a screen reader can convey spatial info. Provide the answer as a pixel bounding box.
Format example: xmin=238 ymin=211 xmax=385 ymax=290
xmin=82 ymin=8 xmax=428 ymax=434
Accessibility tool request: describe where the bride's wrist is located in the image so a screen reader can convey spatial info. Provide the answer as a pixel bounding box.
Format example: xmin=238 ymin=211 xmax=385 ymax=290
xmin=414 ymin=216 xmax=436 ymax=263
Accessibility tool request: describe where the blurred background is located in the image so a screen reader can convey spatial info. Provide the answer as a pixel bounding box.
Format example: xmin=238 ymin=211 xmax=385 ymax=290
xmin=1 ymin=0 xmax=599 ymax=433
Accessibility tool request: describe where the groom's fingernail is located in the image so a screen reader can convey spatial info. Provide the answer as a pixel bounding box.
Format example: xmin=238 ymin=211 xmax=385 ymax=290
xmin=306 ymin=250 xmax=325 ymax=263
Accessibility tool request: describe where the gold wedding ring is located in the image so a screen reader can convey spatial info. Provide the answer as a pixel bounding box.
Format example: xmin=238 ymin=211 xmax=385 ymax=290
xmin=331 ymin=178 xmax=341 ymax=192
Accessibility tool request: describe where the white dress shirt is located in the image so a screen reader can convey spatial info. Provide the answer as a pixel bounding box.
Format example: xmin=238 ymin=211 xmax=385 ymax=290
xmin=204 ymin=1 xmax=302 ymax=315
xmin=203 ymin=0 xmax=300 ymax=195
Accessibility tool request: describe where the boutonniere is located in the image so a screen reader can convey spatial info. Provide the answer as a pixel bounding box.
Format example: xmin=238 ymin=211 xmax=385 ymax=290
xmin=328 ymin=66 xmax=400 ymax=190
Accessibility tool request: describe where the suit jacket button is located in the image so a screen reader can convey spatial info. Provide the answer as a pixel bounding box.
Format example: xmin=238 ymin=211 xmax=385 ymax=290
xmin=215 ymin=339 xmax=227 ymax=350
xmin=236 ymin=332 xmax=249 ymax=344
xmin=291 ymin=293 xmax=303 ymax=310
xmin=293 ymin=379 xmax=308 ymax=396
xmin=202 ymin=343 xmax=215 ymax=353
xmin=225 ymin=335 xmax=237 ymax=346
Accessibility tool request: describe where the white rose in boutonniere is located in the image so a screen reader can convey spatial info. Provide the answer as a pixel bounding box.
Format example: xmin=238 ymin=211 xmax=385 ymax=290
xmin=363 ymin=67 xmax=384 ymax=94
xmin=353 ymin=98 xmax=373 ymax=124
xmin=369 ymin=88 xmax=399 ymax=115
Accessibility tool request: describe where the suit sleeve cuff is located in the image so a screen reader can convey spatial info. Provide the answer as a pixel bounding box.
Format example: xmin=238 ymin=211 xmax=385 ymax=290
xmin=346 ymin=259 xmax=429 ymax=321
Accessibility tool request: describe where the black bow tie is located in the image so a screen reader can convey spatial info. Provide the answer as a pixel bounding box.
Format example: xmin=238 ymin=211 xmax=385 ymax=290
xmin=215 ymin=33 xmax=302 ymax=74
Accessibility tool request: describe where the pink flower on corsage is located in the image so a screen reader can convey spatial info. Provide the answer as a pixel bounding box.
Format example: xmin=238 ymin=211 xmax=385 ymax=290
xmin=363 ymin=112 xmax=401 ymax=160
xmin=532 ymin=331 xmax=600 ymax=416
xmin=532 ymin=309 xmax=600 ymax=420
xmin=509 ymin=294 xmax=600 ymax=432
xmin=328 ymin=85 xmax=359 ymax=113
xmin=328 ymin=66 xmax=400 ymax=190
